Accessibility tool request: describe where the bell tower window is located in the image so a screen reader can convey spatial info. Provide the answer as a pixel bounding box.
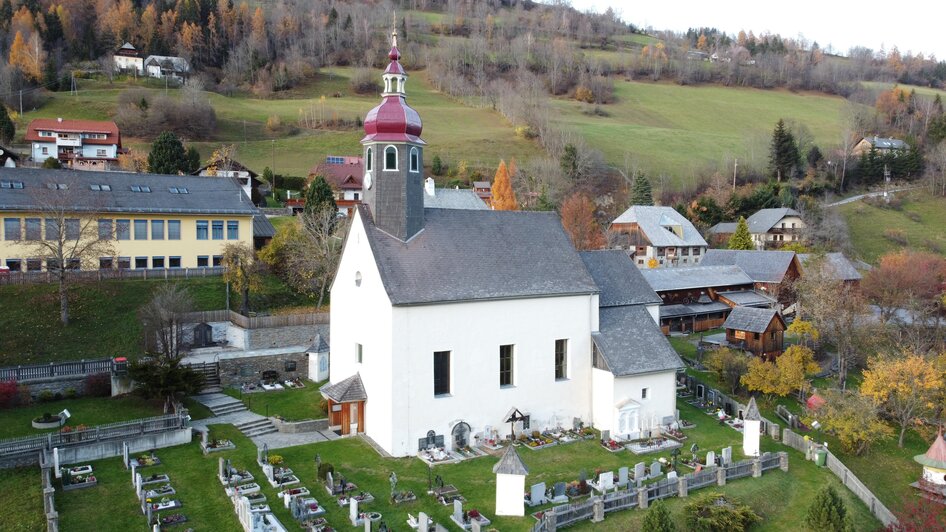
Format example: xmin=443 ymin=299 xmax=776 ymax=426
xmin=366 ymin=148 xmax=372 ymax=171
xmin=384 ymin=146 xmax=398 ymax=171
xmin=410 ymin=147 xmax=419 ymax=173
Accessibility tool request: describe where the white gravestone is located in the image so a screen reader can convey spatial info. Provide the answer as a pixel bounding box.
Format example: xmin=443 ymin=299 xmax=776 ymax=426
xmin=418 ymin=512 xmax=430 ymax=531
xmin=617 ymin=467 xmax=629 ymax=488
xmin=599 ymin=471 xmax=614 ymax=491
xmin=53 ymin=448 xmax=61 ymax=478
xmin=722 ymin=447 xmax=732 ymax=466
xmin=667 ymin=471 xmax=678 ymax=482
xmin=349 ymin=498 xmax=359 ymax=526
xmin=529 ymin=482 xmax=546 ymax=506
xmin=706 ymin=451 xmax=716 ymax=467
xmin=634 ymin=462 xmax=646 ymax=480
xmin=453 ymin=499 xmax=463 ymax=522
xmin=123 ymin=442 xmax=129 ymax=469
xmin=650 ymin=462 xmax=661 ymax=478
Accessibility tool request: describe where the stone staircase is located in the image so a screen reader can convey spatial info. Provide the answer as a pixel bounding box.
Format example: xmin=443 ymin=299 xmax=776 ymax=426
xmin=188 ymin=362 xmax=223 ymax=395
xmin=236 ymin=417 xmax=278 ymax=438
xmin=202 ymin=394 xmax=249 ymax=416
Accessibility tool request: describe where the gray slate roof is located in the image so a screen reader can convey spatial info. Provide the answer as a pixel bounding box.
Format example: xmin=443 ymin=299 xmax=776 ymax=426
xmin=709 ymin=222 xmax=738 ymax=234
xmin=0 ymin=168 xmax=257 ymax=215
xmin=580 ymin=250 xmax=661 ymax=307
xmin=700 ymin=249 xmax=797 ymax=283
xmin=659 ymin=301 xmax=731 ymax=319
xmin=723 ymin=306 xmax=782 ymax=334
xmin=744 ymin=397 xmax=761 ymax=421
xmin=308 ymin=333 xmax=329 ymax=353
xmin=320 ymin=373 xmax=366 ymax=403
xmin=493 ymin=445 xmax=529 ymax=475
xmin=798 ymin=253 xmax=862 ymax=282
xmin=716 ymin=290 xmax=776 ymax=307
xmin=611 ymin=206 xmax=707 ymax=248
xmin=253 ymin=214 xmax=276 ymax=238
xmin=745 ymin=208 xmax=801 ymax=234
xmin=592 ymin=305 xmax=684 ymax=376
xmin=360 ymin=205 xmax=598 ymax=306
xmin=865 ymin=136 xmax=907 ymax=150
xmin=640 ymin=265 xmax=753 ymax=292
xmin=423 ymin=188 xmax=488 ymax=210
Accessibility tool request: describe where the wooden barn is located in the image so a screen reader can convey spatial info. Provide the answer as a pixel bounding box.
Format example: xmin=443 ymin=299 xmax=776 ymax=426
xmin=723 ymin=307 xmax=786 ymax=358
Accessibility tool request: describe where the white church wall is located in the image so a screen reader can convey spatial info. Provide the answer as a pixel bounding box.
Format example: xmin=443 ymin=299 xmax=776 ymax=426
xmin=591 ymin=368 xmax=615 ymax=432
xmin=386 ymin=294 xmax=596 ymax=457
xmin=610 ymin=371 xmax=677 ymax=439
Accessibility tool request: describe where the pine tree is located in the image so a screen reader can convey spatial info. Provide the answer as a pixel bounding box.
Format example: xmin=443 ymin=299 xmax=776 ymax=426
xmin=631 ymin=172 xmax=653 ymax=205
xmin=728 ymin=216 xmax=755 ymax=250
xmin=805 ymin=486 xmax=853 ymax=532
xmin=642 ymin=501 xmax=675 ymax=532
xmin=304 ymin=175 xmax=337 ymax=215
xmin=491 ymin=160 xmax=518 ymax=210
xmin=147 ymin=131 xmax=187 ymax=174
xmin=561 ymin=144 xmax=579 ymax=180
xmin=185 ymin=146 xmax=201 ymax=173
xmin=431 ymin=154 xmax=443 ymax=176
xmin=0 ymin=105 xmax=14 ymax=146
xmin=769 ymin=119 xmax=800 ymax=181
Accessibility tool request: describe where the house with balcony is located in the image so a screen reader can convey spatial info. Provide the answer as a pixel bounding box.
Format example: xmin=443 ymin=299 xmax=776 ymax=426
xmin=308 ymin=155 xmax=364 ymax=216
xmin=25 ymin=118 xmax=121 ymax=171
xmin=114 ymin=42 xmax=144 ymax=74
xmin=745 ymin=208 xmax=805 ymax=249
xmin=193 ymin=157 xmax=262 ymax=203
xmin=610 ymin=205 xmax=708 ymax=268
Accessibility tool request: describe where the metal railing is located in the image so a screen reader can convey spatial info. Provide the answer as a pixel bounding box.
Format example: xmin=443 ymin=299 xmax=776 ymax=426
xmin=0 ymin=358 xmax=113 ymax=382
xmin=0 ymin=267 xmax=225 ymax=285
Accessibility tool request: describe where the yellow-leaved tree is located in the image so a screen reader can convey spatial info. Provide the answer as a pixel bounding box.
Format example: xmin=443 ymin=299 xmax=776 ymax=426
xmin=786 ymin=319 xmax=819 ymax=348
xmin=808 ymin=389 xmax=892 ymax=456
xmin=861 ymin=354 xmax=942 ymax=448
xmin=741 ymin=357 xmax=779 ymax=399
xmin=491 ymin=159 xmax=518 ymax=211
xmin=9 ymin=30 xmax=45 ymax=81
xmin=774 ymin=345 xmax=820 ymax=399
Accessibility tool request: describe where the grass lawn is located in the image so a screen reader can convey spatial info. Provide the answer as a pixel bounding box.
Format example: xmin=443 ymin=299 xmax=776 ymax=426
xmin=11 ymin=399 xmax=877 ymax=531
xmin=551 ymin=80 xmax=854 ymax=186
xmin=0 ymin=273 xmax=315 ymax=365
xmin=0 ymin=395 xmax=163 ymax=440
xmin=840 ymin=191 xmax=946 ymax=263
xmin=268 ymin=215 xmax=296 ymax=231
xmin=223 ymin=383 xmax=328 ymax=421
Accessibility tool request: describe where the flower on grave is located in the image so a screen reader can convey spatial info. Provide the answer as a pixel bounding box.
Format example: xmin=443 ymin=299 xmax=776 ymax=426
xmin=268 ymin=454 xmax=284 ymax=466
xmin=469 ymin=509 xmax=481 ymax=519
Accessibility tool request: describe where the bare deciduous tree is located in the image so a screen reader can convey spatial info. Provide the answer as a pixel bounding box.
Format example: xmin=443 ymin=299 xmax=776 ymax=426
xmin=283 ymin=206 xmax=349 ymax=309
xmin=138 ymin=283 xmax=195 ymax=361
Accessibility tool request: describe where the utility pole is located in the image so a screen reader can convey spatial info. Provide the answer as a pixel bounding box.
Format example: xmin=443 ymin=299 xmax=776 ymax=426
xmin=271 ymin=139 xmax=276 ymax=201
xmin=732 ymin=158 xmax=738 ymax=191
xmin=883 ymin=164 xmax=891 ymax=203
xmin=19 ymin=89 xmax=23 ymax=116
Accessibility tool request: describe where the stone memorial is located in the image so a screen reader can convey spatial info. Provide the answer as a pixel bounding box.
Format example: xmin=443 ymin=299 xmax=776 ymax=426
xmin=601 ymin=430 xmax=610 ymax=442
xmin=617 ymin=466 xmax=629 ymax=488
xmin=722 ymin=447 xmax=732 ymax=466
xmin=53 ymin=448 xmax=60 ymax=478
xmin=551 ymin=482 xmax=568 ymax=503
xmin=122 ymin=442 xmax=129 ymax=469
xmin=667 ymin=471 xmax=678 ymax=482
xmin=528 ymin=482 xmax=546 ymax=506
xmin=418 ymin=512 xmax=430 ymax=531
xmin=599 ymin=471 xmax=614 ymax=491
xmin=634 ymin=462 xmax=646 ymax=480
xmin=650 ymin=462 xmax=661 ymax=478
xmin=706 ymin=451 xmax=716 ymax=466
xmin=349 ymin=498 xmax=359 ymax=526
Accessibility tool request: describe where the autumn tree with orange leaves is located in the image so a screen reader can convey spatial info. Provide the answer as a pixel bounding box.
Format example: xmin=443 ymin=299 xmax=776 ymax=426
xmin=560 ymin=192 xmax=605 ymax=251
xmin=491 ymin=160 xmax=518 ymax=211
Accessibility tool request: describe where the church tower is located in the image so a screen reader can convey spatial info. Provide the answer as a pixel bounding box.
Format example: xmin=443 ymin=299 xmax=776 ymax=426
xmin=361 ymin=27 xmax=425 ymax=241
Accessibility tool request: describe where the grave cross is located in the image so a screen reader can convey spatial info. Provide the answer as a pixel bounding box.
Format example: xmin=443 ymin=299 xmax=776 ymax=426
xmin=389 ymin=471 xmax=398 ymax=499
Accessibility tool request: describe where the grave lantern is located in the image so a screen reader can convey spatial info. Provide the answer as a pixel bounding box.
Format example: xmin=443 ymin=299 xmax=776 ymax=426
xmin=743 ymin=396 xmax=761 ymax=457
xmin=493 ymin=446 xmax=528 ymax=516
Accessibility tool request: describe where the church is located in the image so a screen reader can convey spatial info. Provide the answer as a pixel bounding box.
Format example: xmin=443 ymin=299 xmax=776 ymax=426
xmin=322 ymin=30 xmax=683 ymax=457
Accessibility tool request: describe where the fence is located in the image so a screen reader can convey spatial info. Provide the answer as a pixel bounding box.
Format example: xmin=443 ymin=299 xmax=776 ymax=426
xmin=0 ymin=266 xmax=226 ymax=286
xmin=39 ymin=452 xmax=58 ymax=532
xmin=0 ymin=413 xmax=187 ymax=459
xmin=180 ymin=309 xmax=328 ymax=329
xmin=0 ymin=358 xmax=113 ymax=382
xmin=531 ymin=452 xmax=788 ymax=531
xmin=782 ymin=428 xmax=897 ymax=527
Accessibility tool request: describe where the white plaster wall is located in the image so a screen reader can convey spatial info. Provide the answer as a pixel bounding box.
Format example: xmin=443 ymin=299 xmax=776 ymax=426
xmin=32 ymin=142 xmax=55 ymax=160
xmin=329 ymin=211 xmax=394 ymax=451
xmin=591 ymin=368 xmax=615 ymax=431
xmin=386 ymin=293 xmax=596 ymax=457
xmin=646 ymin=303 xmax=660 ymax=324
xmin=743 ymin=419 xmax=761 ymax=456
xmin=610 ymin=371 xmax=678 ymax=439
xmin=495 ymin=473 xmax=525 ymax=516
xmin=81 ymin=144 xmax=117 ymax=158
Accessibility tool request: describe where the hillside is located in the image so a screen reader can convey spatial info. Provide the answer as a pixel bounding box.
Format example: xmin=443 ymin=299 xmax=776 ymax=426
xmin=839 ymin=191 xmax=946 ymax=262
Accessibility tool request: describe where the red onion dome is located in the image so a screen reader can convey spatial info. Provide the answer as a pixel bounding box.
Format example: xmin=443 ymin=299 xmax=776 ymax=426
xmin=362 ymin=95 xmax=424 ymax=144
xmin=389 ymin=46 xmax=401 ymax=61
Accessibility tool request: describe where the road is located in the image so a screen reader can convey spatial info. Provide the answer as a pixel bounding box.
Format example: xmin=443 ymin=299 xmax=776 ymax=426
xmin=825 ymin=186 xmax=922 ymax=207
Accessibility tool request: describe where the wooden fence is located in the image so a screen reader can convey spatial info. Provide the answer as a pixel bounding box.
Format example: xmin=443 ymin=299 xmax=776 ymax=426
xmin=782 ymin=428 xmax=897 ymax=527
xmin=0 ymin=358 xmax=113 ymax=382
xmin=0 ymin=413 xmax=187 ymax=458
xmin=531 ymin=452 xmax=788 ymax=531
xmin=180 ymin=309 xmax=328 ymax=329
xmin=0 ymin=266 xmax=225 ymax=286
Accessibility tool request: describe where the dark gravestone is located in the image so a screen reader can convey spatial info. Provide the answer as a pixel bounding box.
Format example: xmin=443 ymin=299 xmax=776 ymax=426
xmin=193 ymin=323 xmax=213 ymax=347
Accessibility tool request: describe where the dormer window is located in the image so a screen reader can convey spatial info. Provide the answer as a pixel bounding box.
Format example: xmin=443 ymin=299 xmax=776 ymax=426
xmin=366 ymin=148 xmax=372 ymax=171
xmin=409 ymin=147 xmax=419 ymax=173
xmin=384 ymin=146 xmax=398 ymax=171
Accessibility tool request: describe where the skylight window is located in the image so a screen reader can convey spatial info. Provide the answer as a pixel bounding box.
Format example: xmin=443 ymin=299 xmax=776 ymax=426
xmin=169 ymin=187 xmax=189 ymax=194
xmin=90 ymin=184 xmax=112 ymax=191
xmin=1 ymin=180 xmax=24 ymax=189
xmin=131 ymin=185 xmax=152 ymax=193
xmin=46 ymin=183 xmax=68 ymax=190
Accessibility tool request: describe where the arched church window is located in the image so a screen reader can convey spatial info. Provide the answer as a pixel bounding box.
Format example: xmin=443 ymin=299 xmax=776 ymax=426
xmin=384 ymin=146 xmax=398 ymax=171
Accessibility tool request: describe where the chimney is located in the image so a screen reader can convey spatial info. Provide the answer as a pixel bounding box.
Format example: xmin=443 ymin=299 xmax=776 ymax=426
xmin=424 ymin=177 xmax=435 ymax=197
xmin=57 ymin=117 xmax=63 ymax=123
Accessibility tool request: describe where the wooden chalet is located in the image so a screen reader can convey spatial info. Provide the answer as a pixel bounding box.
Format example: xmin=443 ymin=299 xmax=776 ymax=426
xmin=723 ymin=307 xmax=786 ymax=358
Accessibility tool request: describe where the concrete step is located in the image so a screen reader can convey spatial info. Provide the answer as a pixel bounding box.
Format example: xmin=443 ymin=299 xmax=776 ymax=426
xmin=243 ymin=425 xmax=278 ymax=437
xmin=235 ymin=419 xmax=272 ymax=431
xmin=210 ymin=402 xmax=248 ymax=416
xmin=199 ymin=385 xmax=223 ymax=395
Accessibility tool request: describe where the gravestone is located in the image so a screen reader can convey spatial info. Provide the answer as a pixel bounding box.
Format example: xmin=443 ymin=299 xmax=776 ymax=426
xmin=122 ymin=442 xmax=129 ymax=469
xmin=634 ymin=462 xmax=646 ymax=480
xmin=349 ymin=498 xmax=359 ymax=525
xmin=365 ymin=517 xmax=371 ymax=532
xmin=721 ymin=447 xmax=732 ymax=466
xmin=530 ymin=482 xmax=546 ymax=505
xmin=599 ymin=471 xmax=614 ymax=491
xmin=453 ymin=499 xmax=463 ymax=522
xmin=573 ymin=417 xmax=582 ymax=431
xmin=552 ymin=482 xmax=567 ymax=503
xmin=601 ymin=430 xmax=610 ymax=442
xmin=706 ymin=451 xmax=716 ymax=466
xmin=617 ymin=467 xmax=629 ymax=488
xmin=53 ymin=448 xmax=60 ymax=478
xmin=263 ymin=464 xmax=274 ymax=482
xmin=435 ymin=525 xmax=449 ymax=532
xmin=326 ymin=471 xmax=334 ymax=489
xmin=667 ymin=471 xmax=678 ymax=482
xmin=418 ymin=512 xmax=430 ymax=531
xmin=650 ymin=462 xmax=661 ymax=478
xmin=218 ymin=457 xmax=225 ymax=479
xmin=201 ymin=429 xmax=208 ymax=447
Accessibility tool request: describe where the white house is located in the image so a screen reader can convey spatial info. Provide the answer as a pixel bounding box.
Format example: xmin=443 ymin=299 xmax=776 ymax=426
xmin=193 ymin=158 xmax=261 ymax=200
xmin=143 ymin=55 xmax=191 ymax=80
xmin=745 ymin=208 xmax=805 ymax=249
xmin=610 ymin=205 xmax=708 ymax=268
xmin=114 ymin=42 xmax=144 ymax=73
xmin=25 ymin=118 xmax=121 ymax=171
xmin=323 ymin=30 xmax=682 ymax=457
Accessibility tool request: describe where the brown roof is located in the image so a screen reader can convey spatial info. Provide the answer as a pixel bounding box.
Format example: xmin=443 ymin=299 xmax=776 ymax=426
xmin=25 ymin=119 xmax=121 ymax=147
xmin=309 ymin=156 xmax=364 ymax=190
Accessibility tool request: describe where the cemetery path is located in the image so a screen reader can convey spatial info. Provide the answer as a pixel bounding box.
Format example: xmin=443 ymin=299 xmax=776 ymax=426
xmin=190 ymin=393 xmax=338 ymax=450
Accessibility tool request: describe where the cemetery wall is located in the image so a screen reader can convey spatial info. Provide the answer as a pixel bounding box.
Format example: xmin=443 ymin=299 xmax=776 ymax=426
xmin=18 ymin=374 xmax=95 ymax=399
xmin=53 ymin=428 xmax=192 ymax=465
xmin=218 ymin=351 xmax=309 ymax=387
xmin=272 ymin=418 xmax=328 ymax=433
xmin=180 ymin=321 xmax=229 ymax=346
xmin=245 ymin=323 xmax=329 ymax=350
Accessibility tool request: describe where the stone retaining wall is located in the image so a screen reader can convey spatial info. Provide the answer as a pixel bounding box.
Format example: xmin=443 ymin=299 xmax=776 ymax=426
xmin=245 ymin=324 xmax=329 ymax=350
xmin=272 ymin=418 xmax=328 ymax=434
xmin=218 ymin=352 xmax=309 ymax=387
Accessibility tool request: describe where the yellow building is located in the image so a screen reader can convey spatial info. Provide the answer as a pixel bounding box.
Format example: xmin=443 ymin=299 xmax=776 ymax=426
xmin=0 ymin=168 xmax=257 ymax=271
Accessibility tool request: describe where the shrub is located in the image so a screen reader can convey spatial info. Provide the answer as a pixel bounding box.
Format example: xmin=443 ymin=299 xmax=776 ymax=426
xmin=883 ymin=229 xmax=908 ymax=246
xmin=515 ymin=125 xmax=538 ymax=139
xmin=349 ymin=68 xmax=380 ymax=95
xmin=643 ymin=501 xmax=675 ymax=532
xmin=84 ymin=373 xmax=112 ymax=397
xmin=575 ymin=86 xmax=595 ymax=103
xmin=906 ymin=211 xmax=922 ymax=222
xmin=684 ymin=492 xmax=760 ymax=532
xmin=431 ymin=155 xmax=444 ymax=176
xmin=0 ymin=380 xmax=18 ymax=409
xmin=65 ymin=388 xmax=77 ymax=399
xmin=806 ymin=486 xmax=853 ymax=532
xmin=265 ymin=115 xmax=283 ymax=134
xmin=42 ymin=157 xmax=62 ymax=169
xmin=38 ymin=390 xmax=55 ymax=403
xmin=318 ymin=462 xmax=335 ymax=482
